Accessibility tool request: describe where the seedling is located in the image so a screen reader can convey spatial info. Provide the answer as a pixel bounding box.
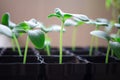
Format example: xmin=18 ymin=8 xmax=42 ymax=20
xmin=1 ymin=12 xmax=22 ymax=56
xmin=90 ymin=30 xmax=111 ymax=63
xmin=88 ymin=18 xmax=109 ymax=56
xmin=48 ymin=8 xmax=72 ymax=64
xmin=110 ymin=16 xmax=120 ymax=59
xmin=28 ymin=21 xmax=51 ymax=56
xmin=42 ymin=24 xmax=65 ymax=56
xmin=90 ymin=18 xmax=120 ymax=63
xmin=110 ymin=34 xmax=120 ymax=59
xmin=64 ymin=17 xmax=89 ymax=51
xmin=14 ymin=19 xmax=45 ymax=64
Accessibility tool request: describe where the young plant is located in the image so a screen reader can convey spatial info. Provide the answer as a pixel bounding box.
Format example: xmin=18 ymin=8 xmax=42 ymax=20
xmin=41 ymin=24 xmax=65 ymax=56
xmin=1 ymin=12 xmax=22 ymax=56
xmin=48 ymin=8 xmax=72 ymax=64
xmin=64 ymin=18 xmax=87 ymax=51
xmin=110 ymin=34 xmax=120 ymax=59
xmin=110 ymin=16 xmax=120 ymax=59
xmin=88 ymin=18 xmax=109 ymax=56
xmin=90 ymin=30 xmax=111 ymax=63
xmin=15 ymin=19 xmax=45 ymax=64
xmin=27 ymin=20 xmax=51 ymax=56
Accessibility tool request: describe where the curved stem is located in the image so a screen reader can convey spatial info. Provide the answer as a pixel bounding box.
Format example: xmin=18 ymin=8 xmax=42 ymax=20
xmin=23 ymin=36 xmax=29 ymax=64
xmin=13 ymin=34 xmax=22 ymax=56
xmin=72 ymin=26 xmax=78 ymax=51
xmin=105 ymin=42 xmax=110 ymax=64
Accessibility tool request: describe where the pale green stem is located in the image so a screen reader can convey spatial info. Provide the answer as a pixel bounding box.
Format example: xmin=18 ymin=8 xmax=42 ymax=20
xmin=105 ymin=42 xmax=110 ymax=64
xmin=89 ymin=35 xmax=95 ymax=56
xmin=89 ymin=26 xmax=99 ymax=56
xmin=95 ymin=36 xmax=98 ymax=51
xmin=95 ymin=25 xmax=99 ymax=52
xmin=45 ymin=34 xmax=50 ymax=56
xmin=46 ymin=44 xmax=50 ymax=56
xmin=59 ymin=20 xmax=64 ymax=64
xmin=23 ymin=36 xmax=29 ymax=64
xmin=72 ymin=26 xmax=78 ymax=51
xmin=13 ymin=34 xmax=22 ymax=56
xmin=11 ymin=39 xmax=16 ymax=51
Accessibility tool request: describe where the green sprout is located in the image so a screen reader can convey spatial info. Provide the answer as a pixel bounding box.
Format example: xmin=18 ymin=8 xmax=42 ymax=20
xmin=14 ymin=19 xmax=45 ymax=64
xmin=91 ymin=30 xmax=120 ymax=63
xmin=90 ymin=30 xmax=111 ymax=63
xmin=110 ymin=34 xmax=120 ymax=59
xmin=110 ymin=16 xmax=120 ymax=59
xmin=48 ymin=8 xmax=72 ymax=64
xmin=64 ymin=16 xmax=89 ymax=51
xmin=1 ymin=12 xmax=22 ymax=56
xmin=42 ymin=24 xmax=65 ymax=56
xmin=88 ymin=18 xmax=109 ymax=56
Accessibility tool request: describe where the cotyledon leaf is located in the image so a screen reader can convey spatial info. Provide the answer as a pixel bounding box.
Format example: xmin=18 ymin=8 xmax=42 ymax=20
xmin=28 ymin=30 xmax=45 ymax=49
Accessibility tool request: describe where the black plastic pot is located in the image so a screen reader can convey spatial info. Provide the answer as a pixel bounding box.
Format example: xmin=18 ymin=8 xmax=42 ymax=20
xmin=0 ymin=47 xmax=120 ymax=80
xmin=0 ymin=56 xmax=45 ymax=80
xmin=0 ymin=47 xmax=36 ymax=56
xmin=37 ymin=48 xmax=72 ymax=56
xmin=42 ymin=55 xmax=89 ymax=80
xmin=64 ymin=47 xmax=105 ymax=56
xmin=78 ymin=55 xmax=120 ymax=80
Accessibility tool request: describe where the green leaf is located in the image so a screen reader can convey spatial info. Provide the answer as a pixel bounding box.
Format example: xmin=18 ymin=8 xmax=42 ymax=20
xmin=110 ymin=34 xmax=120 ymax=42
xmin=73 ymin=17 xmax=85 ymax=25
xmin=64 ymin=19 xmax=77 ymax=26
xmin=25 ymin=19 xmax=44 ymax=29
xmin=86 ymin=19 xmax=96 ymax=25
xmin=64 ymin=14 xmax=72 ymax=20
xmin=114 ymin=23 xmax=120 ymax=29
xmin=1 ymin=12 xmax=10 ymax=26
xmin=72 ymin=14 xmax=89 ymax=21
xmin=41 ymin=25 xmax=66 ymax=33
xmin=0 ymin=24 xmax=12 ymax=38
xmin=64 ymin=19 xmax=84 ymax=27
xmin=95 ymin=22 xmax=108 ymax=26
xmin=96 ymin=18 xmax=108 ymax=23
xmin=9 ymin=21 xmax=16 ymax=28
xmin=40 ymin=27 xmax=50 ymax=33
xmin=104 ymin=24 xmax=113 ymax=32
xmin=95 ymin=18 xmax=108 ymax=26
xmin=15 ymin=22 xmax=31 ymax=32
xmin=48 ymin=13 xmax=61 ymax=18
xmin=1 ymin=12 xmax=16 ymax=29
xmin=54 ymin=8 xmax=63 ymax=16
xmin=90 ymin=30 xmax=110 ymax=41
xmin=28 ymin=30 xmax=45 ymax=49
xmin=109 ymin=41 xmax=120 ymax=59
xmin=77 ymin=21 xmax=85 ymax=25
xmin=49 ymin=25 xmax=66 ymax=32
